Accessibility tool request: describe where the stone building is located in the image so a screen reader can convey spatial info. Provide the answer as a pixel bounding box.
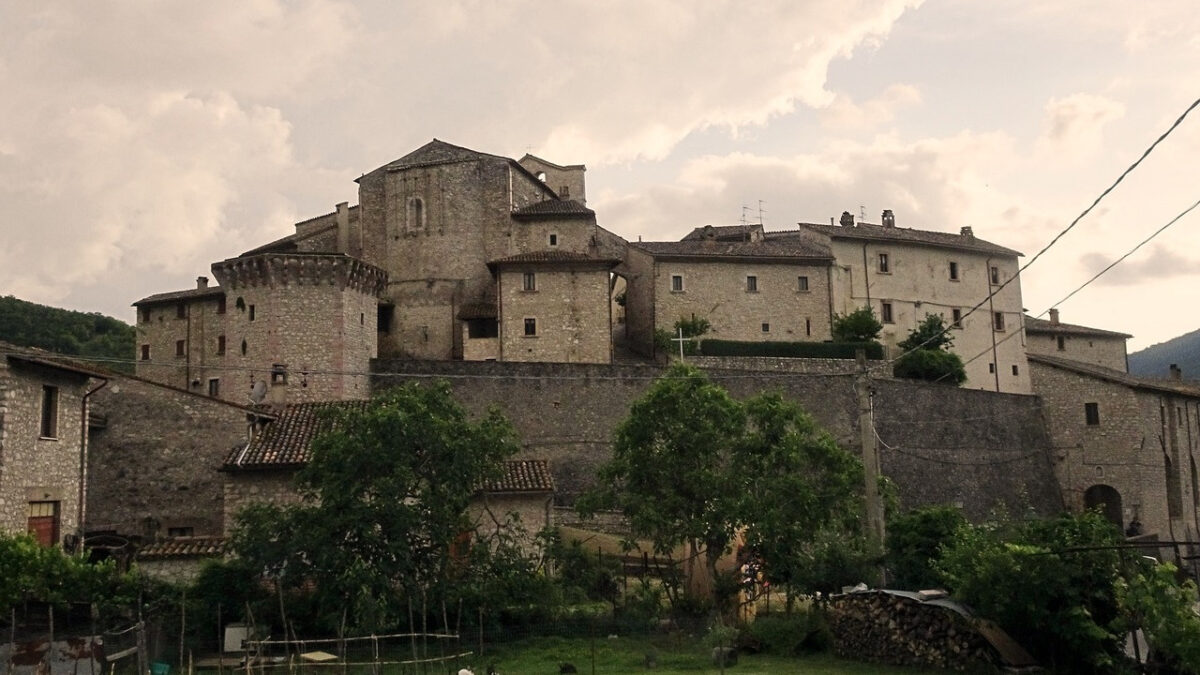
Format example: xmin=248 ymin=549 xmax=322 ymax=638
xmin=1024 ymin=309 xmax=1131 ymax=372
xmin=0 ymin=343 xmax=106 ymax=546
xmin=783 ymin=212 xmax=1029 ymax=393
xmin=1029 ymin=354 xmax=1200 ymax=542
xmin=133 ymin=140 xmax=626 ymax=404
xmin=623 ymin=225 xmax=835 ymax=354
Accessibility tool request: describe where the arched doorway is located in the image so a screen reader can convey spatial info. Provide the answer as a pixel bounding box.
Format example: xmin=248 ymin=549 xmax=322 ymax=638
xmin=1084 ymin=484 xmax=1123 ymax=530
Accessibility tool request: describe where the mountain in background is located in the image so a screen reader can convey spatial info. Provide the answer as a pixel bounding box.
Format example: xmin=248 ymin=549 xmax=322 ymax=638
xmin=1128 ymin=328 xmax=1200 ymax=381
xmin=0 ymin=295 xmax=134 ymax=373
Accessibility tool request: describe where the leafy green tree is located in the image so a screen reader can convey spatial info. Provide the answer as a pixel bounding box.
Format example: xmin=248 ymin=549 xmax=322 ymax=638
xmin=885 ymin=505 xmax=966 ymax=590
xmin=892 ymin=314 xmax=966 ymax=385
xmin=230 ymin=381 xmax=521 ymax=632
xmin=1116 ymin=561 xmax=1200 ymax=672
xmin=831 ymin=307 xmax=882 ymax=343
xmin=734 ymin=393 xmax=865 ymax=600
xmin=653 ymin=316 xmax=711 ymax=356
xmin=0 ymin=295 xmax=135 ymax=372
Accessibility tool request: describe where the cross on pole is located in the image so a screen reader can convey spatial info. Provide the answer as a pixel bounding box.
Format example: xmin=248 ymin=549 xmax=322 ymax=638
xmin=670 ymin=326 xmax=698 ymax=362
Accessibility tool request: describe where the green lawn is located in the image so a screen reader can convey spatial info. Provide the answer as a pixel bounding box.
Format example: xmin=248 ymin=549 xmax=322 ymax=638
xmin=472 ymin=635 xmax=949 ymax=674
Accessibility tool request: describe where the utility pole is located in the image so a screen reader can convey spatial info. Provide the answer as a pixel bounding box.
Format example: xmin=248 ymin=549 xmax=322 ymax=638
xmin=856 ymin=351 xmax=885 ymax=551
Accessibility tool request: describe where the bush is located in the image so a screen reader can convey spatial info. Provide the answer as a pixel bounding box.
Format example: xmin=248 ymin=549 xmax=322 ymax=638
xmin=699 ymin=340 xmax=883 ymax=359
xmin=547 ymin=535 xmax=620 ymax=604
xmin=832 ymin=307 xmax=882 ymax=342
xmin=885 ymin=505 xmax=966 ymax=590
xmin=892 ymin=346 xmax=967 ymax=385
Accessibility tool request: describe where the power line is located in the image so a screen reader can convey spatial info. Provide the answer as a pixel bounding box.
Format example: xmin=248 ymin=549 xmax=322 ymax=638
xmin=886 ymin=94 xmax=1200 ymax=367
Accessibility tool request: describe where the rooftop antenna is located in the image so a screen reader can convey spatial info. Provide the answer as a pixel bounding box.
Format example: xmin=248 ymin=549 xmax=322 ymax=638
xmin=741 ymin=204 xmax=750 ymax=226
xmin=860 ymin=205 xmax=866 ymax=221
xmin=249 ymin=379 xmax=267 ymax=405
xmin=757 ymin=200 xmax=766 ymax=227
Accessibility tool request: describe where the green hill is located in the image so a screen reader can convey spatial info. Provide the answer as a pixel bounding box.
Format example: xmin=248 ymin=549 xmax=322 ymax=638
xmin=0 ymin=295 xmax=134 ymax=373
xmin=1128 ymin=328 xmax=1200 ymax=381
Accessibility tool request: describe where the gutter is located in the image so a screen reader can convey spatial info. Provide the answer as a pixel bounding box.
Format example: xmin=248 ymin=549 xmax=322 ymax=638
xmin=79 ymin=377 xmax=108 ymax=548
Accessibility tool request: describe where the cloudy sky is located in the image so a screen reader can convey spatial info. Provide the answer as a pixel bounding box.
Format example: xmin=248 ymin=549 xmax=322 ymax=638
xmin=2 ymin=1 xmax=1197 ymax=351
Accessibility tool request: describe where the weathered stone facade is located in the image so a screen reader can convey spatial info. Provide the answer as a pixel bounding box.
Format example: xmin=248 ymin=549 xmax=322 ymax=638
xmin=86 ymin=373 xmax=258 ymax=540
xmin=1025 ymin=310 xmax=1131 ymax=372
xmin=1030 ymin=354 xmax=1200 ymax=541
xmin=0 ymin=347 xmax=101 ymax=545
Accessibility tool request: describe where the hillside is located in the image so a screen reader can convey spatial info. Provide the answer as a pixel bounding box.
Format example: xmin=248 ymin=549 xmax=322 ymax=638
xmin=0 ymin=295 xmax=134 ymax=372
xmin=1128 ymin=328 xmax=1200 ymax=381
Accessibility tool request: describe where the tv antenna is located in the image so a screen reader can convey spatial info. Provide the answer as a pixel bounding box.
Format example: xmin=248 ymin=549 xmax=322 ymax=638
xmin=758 ymin=200 xmax=766 ymax=226
xmin=249 ymin=379 xmax=267 ymax=404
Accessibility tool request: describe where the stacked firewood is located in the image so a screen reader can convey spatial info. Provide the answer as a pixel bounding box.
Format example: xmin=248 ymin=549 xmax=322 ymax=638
xmin=826 ymin=591 xmax=1000 ymax=671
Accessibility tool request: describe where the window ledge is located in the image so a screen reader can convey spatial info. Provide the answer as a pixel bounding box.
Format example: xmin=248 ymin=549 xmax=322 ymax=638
xmin=39 ymin=436 xmax=59 ymax=442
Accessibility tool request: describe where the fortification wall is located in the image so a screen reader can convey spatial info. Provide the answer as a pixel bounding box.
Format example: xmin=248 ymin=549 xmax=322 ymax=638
xmin=371 ymin=359 xmax=1062 ymax=518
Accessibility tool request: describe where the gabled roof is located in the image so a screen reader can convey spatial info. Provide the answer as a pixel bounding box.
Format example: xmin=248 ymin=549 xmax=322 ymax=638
xmin=787 ymin=222 xmax=1022 ymax=257
xmin=221 ymin=400 xmax=556 ymax=493
xmin=488 ymin=250 xmax=618 ymax=268
xmin=512 ymin=199 xmax=595 ymax=219
xmin=2 ymin=341 xmax=110 ymax=380
xmin=1028 ymin=353 xmax=1200 ymax=398
xmin=133 ymin=286 xmax=224 ymax=306
xmin=137 ymin=536 xmax=228 ymax=560
xmin=518 ymin=153 xmax=585 ymax=171
xmin=631 ymin=238 xmax=833 ymax=262
xmin=372 ymin=139 xmax=560 ymax=201
xmin=1024 ymin=315 xmax=1132 ymax=339
xmin=681 ymin=224 xmax=764 ymax=242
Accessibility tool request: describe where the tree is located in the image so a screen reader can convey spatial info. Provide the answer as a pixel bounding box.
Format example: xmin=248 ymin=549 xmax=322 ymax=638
xmin=885 ymin=505 xmax=966 ymax=590
xmin=892 ymin=314 xmax=966 ymax=385
xmin=831 ymin=307 xmax=882 ymax=343
xmin=230 ymin=381 xmax=521 ymax=631
xmin=579 ymin=365 xmax=863 ymax=610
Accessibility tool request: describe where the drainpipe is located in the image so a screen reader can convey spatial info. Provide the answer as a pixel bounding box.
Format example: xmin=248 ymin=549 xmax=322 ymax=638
xmin=985 ymin=257 xmax=1000 ymax=392
xmin=860 ymin=243 xmax=871 ymax=305
xmin=79 ymin=377 xmax=108 ymax=549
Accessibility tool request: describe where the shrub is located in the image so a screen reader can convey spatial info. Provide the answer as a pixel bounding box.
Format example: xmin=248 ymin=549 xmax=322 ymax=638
xmin=699 ymin=340 xmax=883 ymax=359
xmin=892 ymin=349 xmax=967 ymax=385
xmin=885 ymin=505 xmax=965 ymax=590
xmin=832 ymin=307 xmax=882 ymax=342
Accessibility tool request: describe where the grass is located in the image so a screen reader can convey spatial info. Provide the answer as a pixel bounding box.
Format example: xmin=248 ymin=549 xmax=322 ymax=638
xmin=471 ymin=634 xmax=949 ymax=674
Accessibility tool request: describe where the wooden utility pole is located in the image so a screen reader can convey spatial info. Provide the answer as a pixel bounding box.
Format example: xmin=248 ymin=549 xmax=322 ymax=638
xmin=856 ymin=351 xmax=885 ymax=548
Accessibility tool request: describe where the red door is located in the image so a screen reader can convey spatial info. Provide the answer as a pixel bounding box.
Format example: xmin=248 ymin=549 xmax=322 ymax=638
xmin=27 ymin=501 xmax=59 ymax=546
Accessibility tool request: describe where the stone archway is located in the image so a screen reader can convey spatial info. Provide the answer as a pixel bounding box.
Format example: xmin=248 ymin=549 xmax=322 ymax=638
xmin=1084 ymin=484 xmax=1123 ymax=530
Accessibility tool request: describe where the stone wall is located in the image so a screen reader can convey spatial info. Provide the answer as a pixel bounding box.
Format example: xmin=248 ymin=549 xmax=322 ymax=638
xmin=134 ymin=292 xmax=226 ymax=392
xmin=498 ymin=266 xmax=612 ymax=363
xmin=87 ymin=374 xmax=253 ymax=539
xmin=371 ymin=359 xmax=1062 ymax=518
xmin=468 ymin=492 xmax=553 ymax=554
xmin=0 ymin=360 xmax=91 ymax=542
xmin=1026 ymin=331 xmax=1129 ymax=372
xmin=222 ymin=470 xmax=302 ymax=536
xmin=688 ymin=356 xmax=888 ymax=377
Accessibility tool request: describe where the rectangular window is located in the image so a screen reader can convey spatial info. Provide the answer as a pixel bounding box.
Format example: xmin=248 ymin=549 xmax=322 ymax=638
xmin=990 ymin=266 xmax=1000 ymax=285
xmin=139 ymin=308 xmax=150 ymax=323
xmin=217 ymin=296 xmax=226 ymax=314
xmin=377 ymin=305 xmax=394 ymax=333
xmin=522 ymin=272 xmax=537 ymax=291
xmin=1085 ymin=402 xmax=1100 ymax=426
xmin=466 ymin=319 xmax=498 ymax=339
xmin=140 ymin=344 xmax=150 ymax=360
xmin=40 ymin=386 xmax=58 ymax=439
xmin=993 ymin=312 xmax=1005 ymax=331
xmin=524 ymin=318 xmax=537 ymax=336
xmin=271 ymin=364 xmax=288 ymax=385
xmin=1056 ymin=335 xmax=1065 ymax=351
xmin=176 ymin=303 xmax=186 ymax=319
xmin=217 ymin=335 xmax=226 ymax=355
xmin=248 ymin=305 xmax=256 ymax=321
xmin=746 ymin=275 xmax=758 ymax=292
xmin=207 ymin=378 xmax=220 ymax=397
xmin=951 ymin=308 xmax=963 ymax=329
xmin=797 ymin=276 xmax=809 ymax=291
xmin=1012 ymin=365 xmax=1019 ymax=376
xmin=878 ymin=253 xmax=890 ymax=273
xmin=881 ymin=302 xmax=894 ymax=324
xmin=176 ymin=339 xmax=186 ymax=357
xmin=670 ymin=275 xmax=684 ymax=292
xmin=761 ymin=322 xmax=770 ymax=333
xmin=167 ymin=526 xmax=194 ymax=538
xmin=549 ymin=233 xmax=558 ymax=246
xmin=949 ymin=261 xmax=959 ymax=281
xmin=805 ymin=318 xmax=811 ymax=336
xmin=989 ymin=362 xmax=996 ymax=374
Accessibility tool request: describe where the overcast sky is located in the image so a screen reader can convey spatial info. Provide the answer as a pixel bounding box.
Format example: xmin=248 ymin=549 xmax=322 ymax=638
xmin=2 ymin=1 xmax=1197 ymax=351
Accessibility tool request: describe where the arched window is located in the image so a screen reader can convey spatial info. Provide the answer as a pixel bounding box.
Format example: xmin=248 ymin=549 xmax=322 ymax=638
xmin=408 ymin=197 xmax=425 ymax=232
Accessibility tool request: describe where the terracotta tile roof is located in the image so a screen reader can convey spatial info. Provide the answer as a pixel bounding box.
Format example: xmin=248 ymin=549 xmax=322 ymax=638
xmin=488 ymin=251 xmax=619 ymax=267
xmin=788 ymin=222 xmax=1022 ymax=257
xmin=132 ymin=287 xmax=224 ymax=306
xmin=1 ymin=341 xmax=111 ymax=379
xmin=223 ymin=402 xmax=556 ymax=494
xmin=1024 ymin=315 xmax=1132 ymax=339
xmin=512 ymin=199 xmax=595 ymax=219
xmin=681 ymin=224 xmax=764 ymax=242
xmin=480 ymin=459 xmax=555 ymax=493
xmin=137 ymin=536 xmax=228 ymax=560
xmin=458 ymin=302 xmax=498 ymax=320
xmin=1028 ymin=353 xmax=1200 ymax=398
xmin=225 ymin=400 xmax=370 ymax=470
xmin=632 ymin=238 xmax=833 ymax=261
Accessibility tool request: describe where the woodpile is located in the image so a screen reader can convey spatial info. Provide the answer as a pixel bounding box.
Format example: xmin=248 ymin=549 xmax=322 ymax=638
xmin=826 ymin=590 xmax=1006 ymax=671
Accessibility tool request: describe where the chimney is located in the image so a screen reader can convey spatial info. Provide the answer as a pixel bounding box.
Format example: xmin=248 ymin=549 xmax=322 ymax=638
xmin=196 ymin=276 xmax=208 ymax=290
xmin=881 ymin=209 xmax=895 ymax=228
xmin=960 ymin=226 xmax=974 ymax=238
xmin=335 ymin=201 xmax=350 ymax=254
xmin=839 ymin=211 xmax=855 ymax=227
xmin=1049 ymin=308 xmax=1059 ymax=325
xmin=1170 ymin=364 xmax=1182 ymax=381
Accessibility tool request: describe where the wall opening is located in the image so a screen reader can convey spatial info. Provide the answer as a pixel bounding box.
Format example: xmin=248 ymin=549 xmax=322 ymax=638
xmin=1083 ymin=484 xmax=1123 ymax=530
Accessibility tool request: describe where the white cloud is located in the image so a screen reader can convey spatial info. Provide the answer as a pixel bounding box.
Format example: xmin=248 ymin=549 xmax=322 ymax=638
xmin=820 ymin=84 xmax=923 ymax=132
xmin=1036 ymin=93 xmax=1125 ymax=161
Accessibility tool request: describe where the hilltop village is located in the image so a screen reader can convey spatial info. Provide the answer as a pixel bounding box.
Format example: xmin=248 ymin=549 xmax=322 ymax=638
xmin=1 ymin=139 xmax=1198 ymax=576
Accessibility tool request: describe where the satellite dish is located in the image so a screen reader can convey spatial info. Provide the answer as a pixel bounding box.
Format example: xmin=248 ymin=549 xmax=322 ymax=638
xmin=249 ymin=379 xmax=268 ymax=404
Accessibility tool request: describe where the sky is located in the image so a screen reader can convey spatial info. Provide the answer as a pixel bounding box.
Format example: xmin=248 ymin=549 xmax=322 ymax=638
xmin=1 ymin=1 xmax=1197 ymax=352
